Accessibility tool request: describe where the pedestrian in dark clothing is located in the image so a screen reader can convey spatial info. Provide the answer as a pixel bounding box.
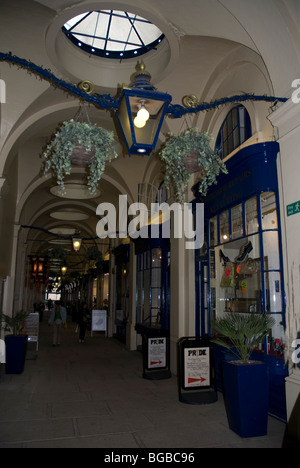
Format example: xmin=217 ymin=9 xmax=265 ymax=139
xmin=78 ymin=302 xmax=89 ymax=343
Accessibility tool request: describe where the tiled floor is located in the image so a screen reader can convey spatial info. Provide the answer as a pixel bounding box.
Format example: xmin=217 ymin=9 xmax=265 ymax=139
xmin=0 ymin=314 xmax=286 ymax=448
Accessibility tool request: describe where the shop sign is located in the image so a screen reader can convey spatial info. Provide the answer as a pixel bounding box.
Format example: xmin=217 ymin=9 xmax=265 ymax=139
xmin=91 ymin=310 xmax=107 ymax=332
xmin=148 ymin=337 xmax=166 ymax=369
xmin=184 ymin=347 xmax=210 ymax=389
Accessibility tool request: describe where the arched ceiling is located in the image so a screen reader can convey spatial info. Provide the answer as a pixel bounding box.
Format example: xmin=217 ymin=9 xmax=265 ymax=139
xmin=1 ymin=0 xmax=299 ymax=278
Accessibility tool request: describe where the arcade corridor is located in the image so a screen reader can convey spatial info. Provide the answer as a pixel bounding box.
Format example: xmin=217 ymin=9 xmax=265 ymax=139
xmin=0 ymin=312 xmax=285 ymax=448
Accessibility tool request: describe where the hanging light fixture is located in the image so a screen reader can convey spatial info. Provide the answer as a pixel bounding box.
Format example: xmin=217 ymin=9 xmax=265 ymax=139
xmin=115 ymin=62 xmax=172 ymax=156
xmin=72 ymin=230 xmax=82 ymax=252
xmin=30 ymin=256 xmax=48 ymax=283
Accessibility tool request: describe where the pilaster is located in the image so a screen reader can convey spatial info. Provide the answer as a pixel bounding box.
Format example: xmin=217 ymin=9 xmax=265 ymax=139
xmin=269 ymin=98 xmax=300 ymax=420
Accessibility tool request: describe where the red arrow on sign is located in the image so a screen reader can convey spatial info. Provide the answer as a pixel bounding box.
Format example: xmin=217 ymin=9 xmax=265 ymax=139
xmin=151 ymin=361 xmax=162 ymax=365
xmin=188 ymin=377 xmax=206 ymax=384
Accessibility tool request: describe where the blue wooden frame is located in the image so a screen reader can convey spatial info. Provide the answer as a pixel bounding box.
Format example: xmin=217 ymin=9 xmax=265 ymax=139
xmin=193 ymin=141 xmax=288 ymax=420
xmin=215 ymin=105 xmax=252 ymax=159
xmin=134 ymin=228 xmax=170 ymax=334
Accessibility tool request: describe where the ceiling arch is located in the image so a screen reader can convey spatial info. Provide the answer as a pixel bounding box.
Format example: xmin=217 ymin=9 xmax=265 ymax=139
xmin=2 ymin=0 xmax=299 ymax=281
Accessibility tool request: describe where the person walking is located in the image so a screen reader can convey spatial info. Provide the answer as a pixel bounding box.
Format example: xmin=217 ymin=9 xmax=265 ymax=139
xmin=78 ymin=302 xmax=89 ymax=343
xmin=48 ymin=300 xmax=67 ymax=346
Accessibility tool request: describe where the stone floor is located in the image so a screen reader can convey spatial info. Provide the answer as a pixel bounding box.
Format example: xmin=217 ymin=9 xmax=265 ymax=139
xmin=0 ymin=314 xmax=286 ymax=449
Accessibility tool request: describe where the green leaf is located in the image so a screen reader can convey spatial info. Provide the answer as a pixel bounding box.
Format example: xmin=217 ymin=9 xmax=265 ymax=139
xmin=211 ymin=312 xmax=275 ymax=363
xmin=159 ymin=127 xmax=227 ymax=203
xmin=42 ymin=120 xmax=118 ymax=193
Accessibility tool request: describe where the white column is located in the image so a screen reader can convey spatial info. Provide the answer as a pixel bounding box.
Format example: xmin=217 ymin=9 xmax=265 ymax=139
xmin=2 ymin=224 xmax=21 ymax=317
xmin=170 ymin=234 xmax=196 ymax=374
xmin=269 ymin=98 xmax=300 ymax=420
xmin=126 ymin=244 xmax=138 ymax=351
xmin=107 ymin=249 xmax=115 ymax=338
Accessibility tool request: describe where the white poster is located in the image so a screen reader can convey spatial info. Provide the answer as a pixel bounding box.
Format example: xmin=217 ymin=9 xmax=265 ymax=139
xmin=91 ymin=310 xmax=107 ymax=332
xmin=148 ymin=337 xmax=166 ymax=369
xmin=184 ymin=347 xmax=210 ymax=388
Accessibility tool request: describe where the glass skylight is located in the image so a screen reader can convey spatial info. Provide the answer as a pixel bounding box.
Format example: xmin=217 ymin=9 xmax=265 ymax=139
xmin=63 ymin=10 xmax=164 ymax=59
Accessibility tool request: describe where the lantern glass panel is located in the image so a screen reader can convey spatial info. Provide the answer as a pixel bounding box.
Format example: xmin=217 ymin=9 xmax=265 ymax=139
xmin=117 ymin=96 xmax=133 ymax=148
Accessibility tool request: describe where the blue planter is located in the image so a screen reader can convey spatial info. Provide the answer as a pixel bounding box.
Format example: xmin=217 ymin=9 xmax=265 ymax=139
xmin=5 ymin=335 xmax=28 ymax=374
xmin=222 ymin=360 xmax=269 ymax=438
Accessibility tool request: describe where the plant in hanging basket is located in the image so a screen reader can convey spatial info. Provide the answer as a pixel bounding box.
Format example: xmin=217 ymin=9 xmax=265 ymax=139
xmin=43 ymin=120 xmax=118 ymax=194
xmin=49 ymin=246 xmax=68 ymax=264
xmin=159 ymin=128 xmax=228 ymax=203
xmin=84 ymin=246 xmax=103 ymax=268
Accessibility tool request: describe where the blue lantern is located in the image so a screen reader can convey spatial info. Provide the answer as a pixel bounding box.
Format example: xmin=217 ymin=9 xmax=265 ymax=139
xmin=115 ymin=63 xmax=172 ymax=156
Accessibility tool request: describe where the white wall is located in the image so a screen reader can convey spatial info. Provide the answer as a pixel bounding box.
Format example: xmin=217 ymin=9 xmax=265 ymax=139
xmin=269 ymin=97 xmax=300 ymax=419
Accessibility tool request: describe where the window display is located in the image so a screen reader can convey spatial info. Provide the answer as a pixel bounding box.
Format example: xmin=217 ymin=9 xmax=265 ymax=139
xmin=136 ymin=248 xmax=163 ymax=328
xmin=209 ymin=192 xmax=284 ymax=350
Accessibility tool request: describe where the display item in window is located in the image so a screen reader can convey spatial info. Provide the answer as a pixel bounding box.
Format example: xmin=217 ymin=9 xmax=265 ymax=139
xmin=219 ymin=249 xmax=231 ymax=264
xmin=236 ymin=241 xmax=253 ymax=263
xmin=220 ymin=262 xmax=236 ymax=287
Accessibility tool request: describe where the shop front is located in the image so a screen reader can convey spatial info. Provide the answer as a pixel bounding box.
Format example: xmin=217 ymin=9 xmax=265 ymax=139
xmin=113 ymin=244 xmax=130 ymax=342
xmin=134 ymin=225 xmax=170 ymax=336
xmin=194 ymin=142 xmax=288 ymax=420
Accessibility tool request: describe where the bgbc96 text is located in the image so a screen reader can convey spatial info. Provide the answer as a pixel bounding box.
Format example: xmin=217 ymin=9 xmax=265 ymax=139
xmin=148 ymin=453 xmax=195 ymax=463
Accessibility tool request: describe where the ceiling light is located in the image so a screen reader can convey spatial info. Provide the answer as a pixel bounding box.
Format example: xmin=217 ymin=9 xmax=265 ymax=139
xmin=115 ymin=62 xmax=172 ymax=156
xmin=134 ymin=116 xmax=146 ymax=128
xmin=72 ymin=231 xmax=82 ymax=252
xmin=137 ymin=101 xmax=150 ymax=122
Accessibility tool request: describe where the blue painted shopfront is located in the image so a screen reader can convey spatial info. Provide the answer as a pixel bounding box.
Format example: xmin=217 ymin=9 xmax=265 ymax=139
xmin=194 ymin=142 xmax=288 ymax=421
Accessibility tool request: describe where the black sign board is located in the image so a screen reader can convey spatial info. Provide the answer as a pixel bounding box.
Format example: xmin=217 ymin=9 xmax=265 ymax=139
xmin=178 ymin=337 xmax=218 ymax=404
xmin=142 ymin=329 xmax=171 ymax=380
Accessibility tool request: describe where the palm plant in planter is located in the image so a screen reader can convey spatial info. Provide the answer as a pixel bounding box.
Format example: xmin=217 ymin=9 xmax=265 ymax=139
xmin=212 ymin=312 xmax=275 ymax=438
xmin=159 ymin=128 xmax=228 ymax=203
xmin=43 ymin=119 xmax=118 ymax=195
xmin=1 ymin=311 xmax=30 ymax=374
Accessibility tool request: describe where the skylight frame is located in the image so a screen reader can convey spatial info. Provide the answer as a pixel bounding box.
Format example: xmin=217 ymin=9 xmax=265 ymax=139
xmin=62 ymin=10 xmax=165 ymax=59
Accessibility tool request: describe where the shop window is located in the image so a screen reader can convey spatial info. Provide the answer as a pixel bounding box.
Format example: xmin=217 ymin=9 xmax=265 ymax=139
xmin=207 ymin=192 xmax=284 ymax=348
xmin=245 ymin=197 xmax=259 ymax=235
xmin=220 ymin=210 xmax=230 ymax=242
xmin=136 ymin=248 xmax=163 ymax=328
xmin=209 ymin=216 xmax=218 ymax=248
xmin=231 ymin=204 xmax=243 ymax=240
xmin=215 ymin=106 xmax=252 ymax=159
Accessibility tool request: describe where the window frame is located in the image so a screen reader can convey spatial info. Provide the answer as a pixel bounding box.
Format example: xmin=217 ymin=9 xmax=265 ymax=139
xmin=215 ymin=105 xmax=252 ymax=159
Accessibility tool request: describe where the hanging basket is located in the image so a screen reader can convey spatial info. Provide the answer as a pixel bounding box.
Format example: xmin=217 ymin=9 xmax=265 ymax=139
xmin=183 ymin=151 xmax=200 ymax=174
xmin=183 ymin=152 xmax=207 ymax=178
xmin=70 ymin=144 xmax=95 ymax=166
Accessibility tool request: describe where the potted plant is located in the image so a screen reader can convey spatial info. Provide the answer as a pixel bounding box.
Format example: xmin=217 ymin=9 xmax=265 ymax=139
xmin=212 ymin=312 xmax=275 ymax=438
xmin=2 ymin=311 xmax=30 ymax=374
xmin=159 ymin=128 xmax=228 ymax=203
xmin=43 ymin=119 xmax=118 ymax=195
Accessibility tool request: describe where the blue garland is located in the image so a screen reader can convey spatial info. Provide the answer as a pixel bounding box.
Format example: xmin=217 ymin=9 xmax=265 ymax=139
xmin=0 ymin=51 xmax=119 ymax=110
xmin=168 ymin=94 xmax=288 ymax=118
xmin=0 ymin=51 xmax=288 ymax=117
